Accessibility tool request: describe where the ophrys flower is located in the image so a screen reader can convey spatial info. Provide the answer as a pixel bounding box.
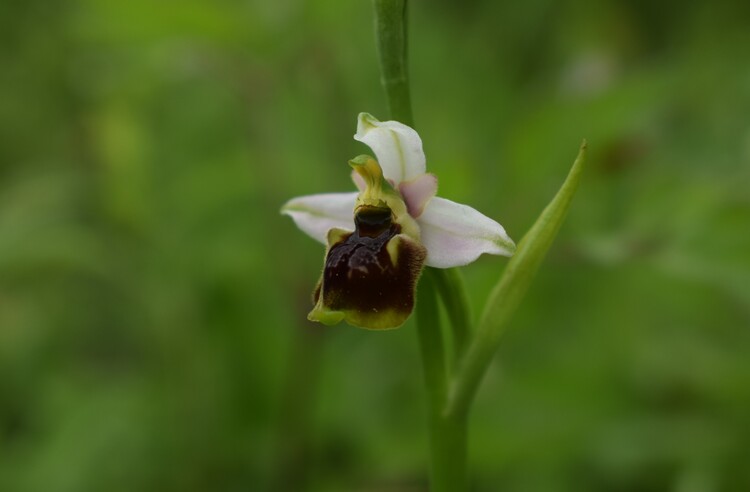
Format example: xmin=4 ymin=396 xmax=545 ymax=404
xmin=282 ymin=113 xmax=515 ymax=329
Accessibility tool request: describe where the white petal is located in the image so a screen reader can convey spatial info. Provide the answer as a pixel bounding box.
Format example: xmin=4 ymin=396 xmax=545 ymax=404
xmin=354 ymin=112 xmax=426 ymax=184
xmin=418 ymin=197 xmax=515 ymax=268
xmin=281 ymin=192 xmax=356 ymax=244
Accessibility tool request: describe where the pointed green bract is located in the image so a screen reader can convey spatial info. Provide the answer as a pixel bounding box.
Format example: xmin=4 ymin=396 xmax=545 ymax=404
xmin=447 ymin=141 xmax=588 ymax=418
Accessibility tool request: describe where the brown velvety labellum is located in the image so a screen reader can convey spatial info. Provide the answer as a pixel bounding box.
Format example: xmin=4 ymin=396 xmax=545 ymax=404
xmin=316 ymin=205 xmax=425 ymax=328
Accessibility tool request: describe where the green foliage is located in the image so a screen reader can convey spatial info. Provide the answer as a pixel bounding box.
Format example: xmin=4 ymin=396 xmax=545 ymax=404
xmin=1 ymin=1 xmax=749 ymax=491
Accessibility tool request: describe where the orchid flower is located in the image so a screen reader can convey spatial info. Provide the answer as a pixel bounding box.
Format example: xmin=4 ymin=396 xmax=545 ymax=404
xmin=282 ymin=113 xmax=515 ymax=330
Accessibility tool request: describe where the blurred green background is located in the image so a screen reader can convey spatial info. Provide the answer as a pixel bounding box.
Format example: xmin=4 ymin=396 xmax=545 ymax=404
xmin=1 ymin=1 xmax=749 ymax=491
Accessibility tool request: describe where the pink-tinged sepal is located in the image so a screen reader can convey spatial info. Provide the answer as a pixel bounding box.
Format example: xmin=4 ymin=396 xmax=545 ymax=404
xmin=419 ymin=197 xmax=516 ymax=268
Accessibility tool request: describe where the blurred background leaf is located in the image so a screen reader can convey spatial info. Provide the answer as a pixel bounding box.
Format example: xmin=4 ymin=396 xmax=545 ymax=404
xmin=0 ymin=1 xmax=748 ymax=491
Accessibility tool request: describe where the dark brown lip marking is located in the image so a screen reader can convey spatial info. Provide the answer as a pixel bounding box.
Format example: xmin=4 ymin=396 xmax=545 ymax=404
xmin=315 ymin=205 xmax=425 ymax=326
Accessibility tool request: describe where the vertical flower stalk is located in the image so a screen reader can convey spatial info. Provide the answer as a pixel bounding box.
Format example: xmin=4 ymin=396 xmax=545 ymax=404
xmin=373 ymin=0 xmax=414 ymax=126
xmin=372 ymin=2 xmax=586 ymax=491
xmin=373 ymin=1 xmax=469 ymax=491
xmin=281 ymin=0 xmax=586 ymax=489
xmin=373 ymin=0 xmax=474 ymax=362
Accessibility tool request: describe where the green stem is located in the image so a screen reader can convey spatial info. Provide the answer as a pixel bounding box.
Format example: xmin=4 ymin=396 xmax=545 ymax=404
xmin=427 ymin=410 xmax=469 ymax=492
xmin=373 ymin=0 xmax=414 ymax=126
xmin=416 ymin=269 xmax=468 ymax=492
xmin=373 ymin=2 xmax=469 ymax=490
xmin=432 ymin=268 xmax=473 ymax=361
xmin=416 ymin=270 xmax=447 ymax=410
xmin=373 ymin=0 xmax=473 ymax=361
